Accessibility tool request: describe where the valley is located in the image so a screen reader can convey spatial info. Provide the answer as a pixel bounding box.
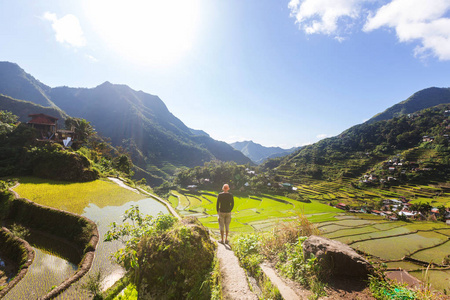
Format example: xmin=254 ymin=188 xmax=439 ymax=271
xmin=1 ymin=61 xmax=450 ymax=298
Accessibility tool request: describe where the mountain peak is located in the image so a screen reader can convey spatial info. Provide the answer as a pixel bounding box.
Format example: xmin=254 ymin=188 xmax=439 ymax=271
xmin=230 ymin=140 xmax=299 ymax=164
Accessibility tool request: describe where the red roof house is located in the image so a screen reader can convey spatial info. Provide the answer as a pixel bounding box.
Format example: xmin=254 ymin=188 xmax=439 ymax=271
xmin=27 ymin=113 xmax=58 ymax=139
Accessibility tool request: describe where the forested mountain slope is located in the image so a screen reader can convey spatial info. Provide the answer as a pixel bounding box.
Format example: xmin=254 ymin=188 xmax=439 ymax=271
xmin=367 ymin=87 xmax=450 ymax=123
xmin=263 ymin=105 xmax=450 ymax=185
xmin=0 ymin=61 xmax=251 ymax=181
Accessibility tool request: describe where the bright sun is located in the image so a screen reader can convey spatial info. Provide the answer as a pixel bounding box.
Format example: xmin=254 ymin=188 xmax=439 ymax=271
xmin=83 ymin=0 xmax=201 ymax=66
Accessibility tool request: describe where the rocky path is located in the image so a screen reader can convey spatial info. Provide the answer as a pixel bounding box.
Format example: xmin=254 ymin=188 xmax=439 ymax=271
xmin=216 ymin=241 xmax=258 ymax=300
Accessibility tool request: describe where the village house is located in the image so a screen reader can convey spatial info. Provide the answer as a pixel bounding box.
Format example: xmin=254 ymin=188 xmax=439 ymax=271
xmin=26 ymin=113 xmax=77 ymax=147
xmin=422 ymin=136 xmax=434 ymax=142
xmin=187 ymin=185 xmax=197 ymax=191
xmin=398 ymin=211 xmax=415 ymax=218
xmin=27 ymin=113 xmax=59 ymax=139
xmin=335 ymin=203 xmax=347 ymax=210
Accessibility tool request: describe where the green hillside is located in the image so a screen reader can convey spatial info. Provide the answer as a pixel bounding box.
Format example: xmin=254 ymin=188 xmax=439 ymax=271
xmin=367 ymin=87 xmax=450 ymax=123
xmin=0 ymin=62 xmax=56 ymax=107
xmin=264 ymin=104 xmax=450 ymax=185
xmin=0 ymin=62 xmax=252 ymax=183
xmin=0 ymin=94 xmax=67 ymax=122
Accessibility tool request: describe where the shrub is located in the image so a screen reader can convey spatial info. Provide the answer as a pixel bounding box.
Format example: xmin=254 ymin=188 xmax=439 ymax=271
xmin=232 ymin=233 xmax=264 ymax=275
xmin=105 ymin=208 xmax=215 ymax=299
xmin=136 ymin=217 xmax=215 ymax=299
xmin=27 ymin=145 xmax=99 ymax=182
xmin=369 ymin=275 xmax=416 ymax=300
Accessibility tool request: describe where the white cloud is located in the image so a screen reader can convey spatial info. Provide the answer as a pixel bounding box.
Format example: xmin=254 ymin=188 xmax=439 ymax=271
xmin=364 ymin=0 xmax=450 ymax=60
xmin=85 ymin=54 xmax=98 ymax=62
xmin=288 ymin=0 xmax=369 ymax=35
xmin=44 ymin=12 xmax=86 ymax=47
xmin=288 ymin=0 xmax=450 ymax=61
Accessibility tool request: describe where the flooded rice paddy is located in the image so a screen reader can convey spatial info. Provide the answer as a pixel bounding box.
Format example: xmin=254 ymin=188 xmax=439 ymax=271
xmin=8 ymin=179 xmax=168 ymax=299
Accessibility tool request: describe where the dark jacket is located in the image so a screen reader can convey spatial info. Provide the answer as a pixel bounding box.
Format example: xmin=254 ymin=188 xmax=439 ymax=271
xmin=216 ymin=192 xmax=234 ymax=213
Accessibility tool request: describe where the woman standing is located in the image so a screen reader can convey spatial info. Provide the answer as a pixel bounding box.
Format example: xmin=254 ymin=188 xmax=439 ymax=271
xmin=216 ymin=184 xmax=234 ymax=244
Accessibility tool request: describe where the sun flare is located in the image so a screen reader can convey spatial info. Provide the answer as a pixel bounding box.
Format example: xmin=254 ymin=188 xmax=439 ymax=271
xmin=83 ymin=0 xmax=201 ymax=66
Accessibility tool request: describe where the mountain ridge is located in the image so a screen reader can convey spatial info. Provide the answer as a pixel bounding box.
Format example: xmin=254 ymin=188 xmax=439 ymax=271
xmin=0 ymin=61 xmax=252 ymax=183
xmin=367 ymin=87 xmax=450 ymax=123
xmin=230 ymin=140 xmax=300 ymax=164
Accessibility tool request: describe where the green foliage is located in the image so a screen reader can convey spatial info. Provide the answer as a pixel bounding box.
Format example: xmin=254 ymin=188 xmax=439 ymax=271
xmin=208 ymin=257 xmax=222 ymax=300
xmin=277 ymin=237 xmax=317 ymax=284
xmin=0 ymin=110 xmax=132 ymax=181
xmin=10 ymin=223 xmax=30 ymax=239
xmin=113 ymin=284 xmax=137 ymax=300
xmin=174 ymin=160 xmax=252 ymax=190
xmin=104 ymin=206 xmax=177 ymax=272
xmin=102 ymin=274 xmax=130 ymax=300
xmin=0 ymin=110 xmax=19 ymax=124
xmin=65 ymin=117 xmax=95 ymax=143
xmin=81 ymin=270 xmax=104 ymax=299
xmin=108 ymin=214 xmax=215 ymax=299
xmin=0 ymin=110 xmax=18 ymax=136
xmin=232 ymin=234 xmax=264 ymax=275
xmin=264 ymin=104 xmax=450 ymax=184
xmin=369 ymin=275 xmax=416 ymax=300
xmin=232 ymin=216 xmax=327 ymax=299
xmin=114 ymin=155 xmax=134 ymax=176
xmin=106 ymin=209 xmax=216 ymax=299
xmin=26 ymin=144 xmax=99 ymax=182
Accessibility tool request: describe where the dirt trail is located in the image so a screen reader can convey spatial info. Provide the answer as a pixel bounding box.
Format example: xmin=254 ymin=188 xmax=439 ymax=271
xmin=107 ymin=177 xmax=140 ymax=193
xmin=260 ymin=262 xmax=311 ymax=300
xmin=216 ymin=241 xmax=258 ymax=300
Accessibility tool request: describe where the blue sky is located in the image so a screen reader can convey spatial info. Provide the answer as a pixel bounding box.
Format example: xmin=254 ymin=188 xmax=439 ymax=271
xmin=1 ymin=0 xmax=450 ymax=148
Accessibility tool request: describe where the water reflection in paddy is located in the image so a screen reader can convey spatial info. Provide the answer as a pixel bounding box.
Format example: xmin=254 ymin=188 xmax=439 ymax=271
xmin=58 ymin=197 xmax=169 ymax=299
xmin=4 ymin=248 xmax=77 ymax=300
xmin=5 ymin=197 xmax=168 ymax=299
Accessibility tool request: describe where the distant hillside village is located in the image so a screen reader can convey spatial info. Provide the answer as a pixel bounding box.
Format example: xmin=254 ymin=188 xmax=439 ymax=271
xmin=334 ymin=197 xmax=450 ymax=225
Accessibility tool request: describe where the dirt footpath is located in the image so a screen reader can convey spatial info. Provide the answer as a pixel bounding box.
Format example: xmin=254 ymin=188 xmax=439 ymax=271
xmin=216 ymin=241 xmax=258 ymax=300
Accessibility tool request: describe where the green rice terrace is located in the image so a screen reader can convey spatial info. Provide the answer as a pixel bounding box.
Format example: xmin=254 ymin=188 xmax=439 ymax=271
xmin=4 ymin=177 xmax=169 ymax=299
xmin=170 ymin=180 xmax=450 ymax=293
xmin=2 ymin=176 xmax=450 ymax=297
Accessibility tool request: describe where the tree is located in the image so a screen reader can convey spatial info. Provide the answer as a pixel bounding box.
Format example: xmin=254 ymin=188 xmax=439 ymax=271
xmin=0 ymin=110 xmax=18 ymax=136
xmin=65 ymin=117 xmax=95 ymax=143
xmin=115 ymin=154 xmax=133 ymax=175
